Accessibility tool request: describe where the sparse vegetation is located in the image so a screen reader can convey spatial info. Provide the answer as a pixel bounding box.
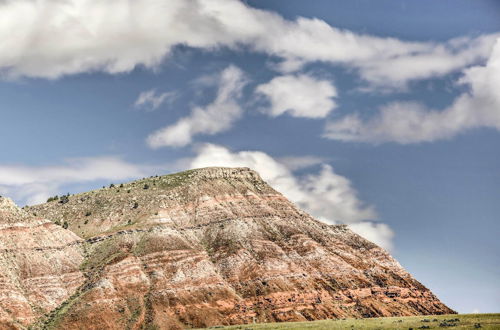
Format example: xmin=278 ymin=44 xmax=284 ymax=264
xmin=47 ymin=195 xmax=59 ymax=202
xmin=24 ymin=167 xmax=276 ymax=241
xmin=59 ymin=194 xmax=69 ymax=204
xmin=198 ymin=314 xmax=500 ymax=330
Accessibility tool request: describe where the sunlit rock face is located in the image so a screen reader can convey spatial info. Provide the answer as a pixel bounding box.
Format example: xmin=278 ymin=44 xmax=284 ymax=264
xmin=2 ymin=168 xmax=453 ymax=329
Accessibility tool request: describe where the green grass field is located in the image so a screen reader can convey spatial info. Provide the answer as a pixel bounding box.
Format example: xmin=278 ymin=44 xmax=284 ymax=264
xmin=204 ymin=314 xmax=500 ymax=329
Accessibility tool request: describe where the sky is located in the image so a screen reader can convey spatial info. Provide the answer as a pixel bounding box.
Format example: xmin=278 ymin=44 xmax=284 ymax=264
xmin=0 ymin=0 xmax=499 ymax=314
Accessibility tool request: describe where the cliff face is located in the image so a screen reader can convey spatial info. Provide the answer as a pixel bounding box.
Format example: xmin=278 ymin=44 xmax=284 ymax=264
xmin=3 ymin=167 xmax=453 ymax=329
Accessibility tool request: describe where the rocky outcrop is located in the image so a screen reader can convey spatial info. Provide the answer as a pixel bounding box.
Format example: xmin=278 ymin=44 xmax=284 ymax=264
xmin=2 ymin=167 xmax=453 ymax=329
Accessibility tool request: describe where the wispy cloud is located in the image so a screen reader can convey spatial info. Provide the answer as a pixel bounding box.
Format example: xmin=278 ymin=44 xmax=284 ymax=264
xmin=256 ymin=74 xmax=337 ymax=118
xmin=147 ymin=65 xmax=247 ymax=148
xmin=134 ymin=89 xmax=177 ymax=111
xmin=0 ymin=0 xmax=496 ymax=89
xmin=0 ymin=157 xmax=153 ymax=205
xmin=324 ymin=38 xmax=500 ymax=143
xmin=277 ymin=155 xmax=326 ymax=171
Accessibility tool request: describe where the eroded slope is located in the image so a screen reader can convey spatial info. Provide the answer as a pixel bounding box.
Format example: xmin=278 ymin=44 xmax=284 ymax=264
xmin=23 ymin=167 xmax=454 ymax=329
xmin=0 ymin=197 xmax=84 ymax=329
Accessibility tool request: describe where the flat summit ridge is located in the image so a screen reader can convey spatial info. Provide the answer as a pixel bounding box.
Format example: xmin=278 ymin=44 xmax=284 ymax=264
xmin=177 ymin=166 xmax=264 ymax=180
xmin=0 ymin=167 xmax=454 ymax=329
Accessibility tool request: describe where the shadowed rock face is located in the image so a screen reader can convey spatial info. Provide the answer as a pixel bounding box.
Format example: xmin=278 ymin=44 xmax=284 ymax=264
xmin=2 ymin=168 xmax=453 ymax=329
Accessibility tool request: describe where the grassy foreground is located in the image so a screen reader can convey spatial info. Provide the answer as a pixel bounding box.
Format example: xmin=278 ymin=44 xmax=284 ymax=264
xmin=204 ymin=314 xmax=500 ymax=329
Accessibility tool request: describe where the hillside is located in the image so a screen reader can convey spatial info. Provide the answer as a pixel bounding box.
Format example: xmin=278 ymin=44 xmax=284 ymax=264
xmin=0 ymin=167 xmax=453 ymax=329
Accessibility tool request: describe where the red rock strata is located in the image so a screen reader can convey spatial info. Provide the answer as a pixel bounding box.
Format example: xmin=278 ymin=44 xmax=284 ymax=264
xmin=0 ymin=167 xmax=453 ymax=329
xmin=0 ymin=197 xmax=84 ymax=329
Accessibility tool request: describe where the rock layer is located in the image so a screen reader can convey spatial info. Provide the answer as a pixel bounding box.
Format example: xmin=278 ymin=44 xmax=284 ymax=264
xmin=0 ymin=197 xmax=84 ymax=329
xmin=2 ymin=167 xmax=453 ymax=329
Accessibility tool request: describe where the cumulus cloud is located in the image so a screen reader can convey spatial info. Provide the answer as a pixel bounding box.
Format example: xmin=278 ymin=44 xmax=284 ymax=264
xmin=0 ymin=0 xmax=497 ymax=88
xmin=324 ymin=38 xmax=500 ymax=143
xmin=188 ymin=144 xmax=393 ymax=250
xmin=256 ymin=74 xmax=337 ymax=118
xmin=0 ymin=157 xmax=151 ymax=205
xmin=147 ymin=65 xmax=247 ymax=148
xmin=134 ymin=89 xmax=177 ymax=111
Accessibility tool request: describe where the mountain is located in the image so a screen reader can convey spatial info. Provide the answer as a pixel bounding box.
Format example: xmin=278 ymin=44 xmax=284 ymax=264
xmin=1 ymin=167 xmax=453 ymax=329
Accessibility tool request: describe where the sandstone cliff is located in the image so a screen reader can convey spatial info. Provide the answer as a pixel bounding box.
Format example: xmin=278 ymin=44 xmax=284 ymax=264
xmin=1 ymin=167 xmax=453 ymax=329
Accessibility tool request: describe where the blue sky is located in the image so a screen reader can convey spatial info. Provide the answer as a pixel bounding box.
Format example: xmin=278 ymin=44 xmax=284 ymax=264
xmin=0 ymin=0 xmax=499 ymax=313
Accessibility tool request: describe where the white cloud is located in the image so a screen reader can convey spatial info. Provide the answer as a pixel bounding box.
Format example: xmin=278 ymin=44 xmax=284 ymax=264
xmin=0 ymin=157 xmax=150 ymax=205
xmin=256 ymin=74 xmax=337 ymax=118
xmin=0 ymin=0 xmax=497 ymax=88
xmin=297 ymin=164 xmax=376 ymax=224
xmin=277 ymin=155 xmax=325 ymax=171
xmin=348 ymin=222 xmax=394 ymax=251
xmin=355 ymin=34 xmax=499 ymax=89
xmin=134 ymin=89 xmax=177 ymax=111
xmin=324 ymin=38 xmax=500 ymax=143
xmin=147 ymin=65 xmax=247 ymax=148
xmin=189 ymin=143 xmax=393 ymax=250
